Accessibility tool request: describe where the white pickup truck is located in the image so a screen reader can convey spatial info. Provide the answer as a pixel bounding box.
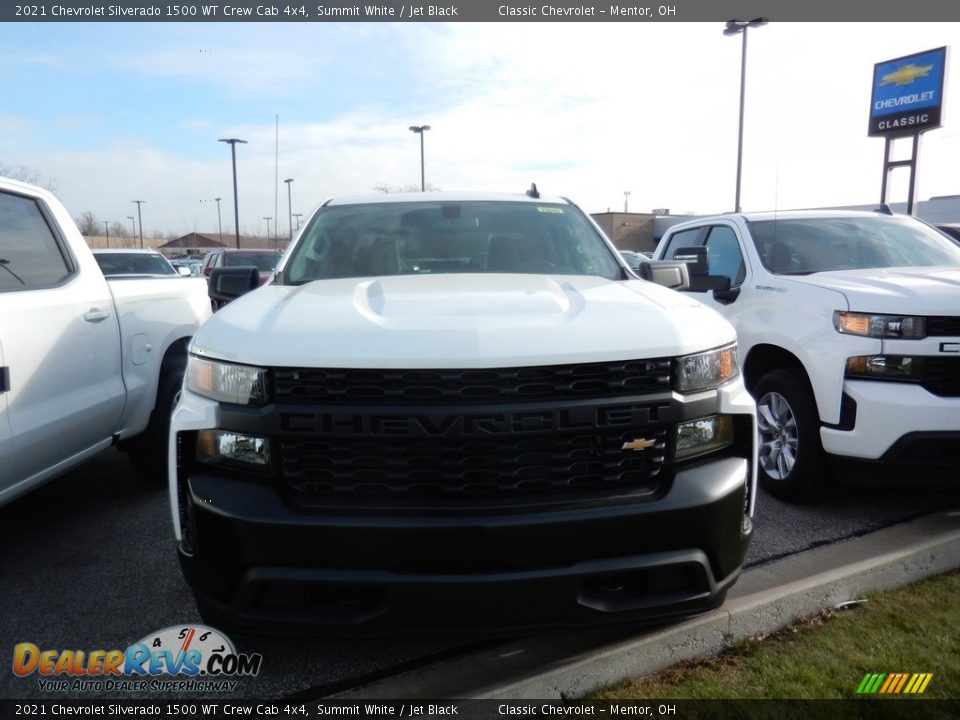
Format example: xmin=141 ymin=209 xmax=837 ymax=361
xmin=654 ymin=209 xmax=960 ymax=501
xmin=169 ymin=190 xmax=758 ymax=633
xmin=0 ymin=176 xmax=212 ymax=505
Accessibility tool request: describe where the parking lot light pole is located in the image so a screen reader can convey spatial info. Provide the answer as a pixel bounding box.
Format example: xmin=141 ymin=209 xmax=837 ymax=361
xmin=724 ymin=18 xmax=767 ymax=214
xmin=293 ymin=213 xmax=303 ymax=230
xmin=284 ymin=178 xmax=294 ymax=242
xmin=127 ymin=216 xmax=135 ymax=244
xmin=132 ymin=200 xmax=145 ymax=248
xmin=215 ymin=197 xmax=223 ymax=244
xmin=219 ymin=137 xmax=247 ymax=248
xmin=408 ymin=125 xmax=431 ymax=191
xmin=263 ymin=216 xmax=272 ymax=241
xmin=624 ymin=191 xmax=630 ymax=213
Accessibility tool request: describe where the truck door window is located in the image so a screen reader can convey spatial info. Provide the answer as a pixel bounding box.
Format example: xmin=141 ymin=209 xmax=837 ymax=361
xmin=661 ymin=227 xmax=704 ymax=259
xmin=0 ymin=191 xmax=72 ymax=291
xmin=704 ymin=226 xmax=746 ymax=286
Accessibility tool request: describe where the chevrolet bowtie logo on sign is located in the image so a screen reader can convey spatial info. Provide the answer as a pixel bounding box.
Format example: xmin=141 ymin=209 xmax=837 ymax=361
xmin=880 ymin=63 xmax=934 ymax=86
xmin=621 ymin=438 xmax=657 ymax=452
xmin=856 ymin=672 xmax=933 ymax=695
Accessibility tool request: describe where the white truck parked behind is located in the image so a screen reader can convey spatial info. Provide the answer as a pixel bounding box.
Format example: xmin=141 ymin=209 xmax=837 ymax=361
xmin=653 ymin=209 xmax=960 ymax=501
xmin=0 ymin=176 xmax=212 ymax=505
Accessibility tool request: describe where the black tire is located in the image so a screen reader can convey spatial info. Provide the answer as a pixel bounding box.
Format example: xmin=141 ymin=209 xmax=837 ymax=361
xmin=753 ymin=368 xmax=825 ymax=502
xmin=128 ymin=357 xmax=186 ymax=485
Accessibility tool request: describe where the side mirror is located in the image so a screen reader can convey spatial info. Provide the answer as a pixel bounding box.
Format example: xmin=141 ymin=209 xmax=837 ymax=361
xmin=673 ymin=245 xmax=735 ymax=294
xmin=636 ymin=259 xmax=690 ymax=290
xmin=672 ymin=246 xmax=707 ymax=275
xmin=689 ymin=274 xmax=732 ymax=292
xmin=209 ymin=266 xmax=259 ymax=307
xmin=177 ymin=266 xmax=192 ymax=277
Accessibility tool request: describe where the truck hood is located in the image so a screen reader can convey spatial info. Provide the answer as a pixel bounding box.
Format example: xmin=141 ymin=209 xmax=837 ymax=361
xmin=786 ymin=267 xmax=960 ymax=315
xmin=191 ymin=274 xmax=736 ymax=368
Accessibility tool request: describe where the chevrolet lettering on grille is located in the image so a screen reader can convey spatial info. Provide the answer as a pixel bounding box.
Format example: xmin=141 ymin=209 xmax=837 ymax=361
xmin=280 ymin=404 xmax=669 ymax=437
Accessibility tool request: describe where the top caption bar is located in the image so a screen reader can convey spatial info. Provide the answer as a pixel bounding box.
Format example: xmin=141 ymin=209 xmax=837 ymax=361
xmin=5 ymin=1 xmax=960 ymax=22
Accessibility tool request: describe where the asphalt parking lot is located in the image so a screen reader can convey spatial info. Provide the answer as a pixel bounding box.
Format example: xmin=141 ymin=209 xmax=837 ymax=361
xmin=2 ymin=447 xmax=958 ymax=700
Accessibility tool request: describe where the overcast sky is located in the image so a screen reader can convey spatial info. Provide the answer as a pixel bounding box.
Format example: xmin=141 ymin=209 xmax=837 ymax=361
xmin=2 ymin=21 xmax=958 ymax=238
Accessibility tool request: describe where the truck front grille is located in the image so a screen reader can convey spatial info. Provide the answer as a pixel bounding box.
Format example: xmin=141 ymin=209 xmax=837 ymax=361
xmin=279 ymin=427 xmax=668 ymax=498
xmin=925 ymin=317 xmax=960 ymax=337
xmin=273 ymin=359 xmax=672 ymax=405
xmin=923 ymin=357 xmax=960 ymax=397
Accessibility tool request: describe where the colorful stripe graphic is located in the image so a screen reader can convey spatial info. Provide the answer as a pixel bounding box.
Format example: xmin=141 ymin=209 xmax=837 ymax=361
xmin=857 ymin=673 xmax=933 ymax=694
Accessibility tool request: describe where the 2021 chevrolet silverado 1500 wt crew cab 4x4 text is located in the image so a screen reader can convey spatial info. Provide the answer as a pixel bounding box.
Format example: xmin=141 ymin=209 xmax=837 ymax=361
xmin=654 ymin=209 xmax=960 ymax=501
xmin=170 ymin=190 xmax=757 ymax=633
xmin=0 ymin=176 xmax=212 ymax=505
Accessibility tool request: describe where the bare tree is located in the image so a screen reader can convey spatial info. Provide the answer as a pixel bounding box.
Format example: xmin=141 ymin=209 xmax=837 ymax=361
xmin=75 ymin=211 xmax=99 ymax=236
xmin=109 ymin=221 xmax=129 ymax=238
xmin=0 ymin=163 xmax=59 ymax=192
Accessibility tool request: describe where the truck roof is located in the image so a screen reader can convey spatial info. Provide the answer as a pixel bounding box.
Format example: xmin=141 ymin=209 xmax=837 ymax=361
xmin=323 ymin=191 xmax=572 ymax=207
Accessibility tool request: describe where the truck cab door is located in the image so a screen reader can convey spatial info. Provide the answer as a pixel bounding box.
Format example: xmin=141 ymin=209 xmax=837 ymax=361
xmin=0 ymin=188 xmax=124 ymax=501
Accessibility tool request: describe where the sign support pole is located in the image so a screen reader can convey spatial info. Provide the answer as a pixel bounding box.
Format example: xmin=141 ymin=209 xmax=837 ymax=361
xmin=879 ymin=133 xmax=922 ymax=216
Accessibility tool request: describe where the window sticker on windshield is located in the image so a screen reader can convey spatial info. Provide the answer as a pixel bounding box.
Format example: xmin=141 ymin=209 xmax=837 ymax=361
xmin=537 ymin=207 xmax=564 ymax=214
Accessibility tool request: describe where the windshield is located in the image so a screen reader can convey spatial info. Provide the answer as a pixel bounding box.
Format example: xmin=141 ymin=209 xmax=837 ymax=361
xmin=281 ymin=200 xmax=620 ymax=284
xmin=749 ymin=216 xmax=960 ymax=275
xmin=225 ymin=252 xmax=280 ymax=272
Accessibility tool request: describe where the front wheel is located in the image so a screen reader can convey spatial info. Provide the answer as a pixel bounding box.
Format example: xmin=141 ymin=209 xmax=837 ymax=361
xmin=753 ymin=368 xmax=825 ymax=502
xmin=128 ymin=358 xmax=186 ymax=485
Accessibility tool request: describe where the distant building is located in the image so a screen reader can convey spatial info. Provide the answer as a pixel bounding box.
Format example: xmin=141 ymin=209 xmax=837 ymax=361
xmin=591 ymin=211 xmax=697 ymax=253
xmin=158 ymin=233 xmax=289 ymax=256
xmin=591 ymin=212 xmax=656 ymax=253
xmin=159 ymin=232 xmax=225 ymax=252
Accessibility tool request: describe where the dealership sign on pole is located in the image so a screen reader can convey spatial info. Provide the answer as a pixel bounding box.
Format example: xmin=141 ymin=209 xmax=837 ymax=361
xmin=869 ymin=46 xmax=947 ymax=136
xmin=870 ymin=46 xmax=948 ymax=214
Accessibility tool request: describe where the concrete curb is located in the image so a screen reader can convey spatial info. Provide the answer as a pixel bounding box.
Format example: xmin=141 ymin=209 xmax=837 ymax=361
xmin=334 ymin=509 xmax=960 ymax=699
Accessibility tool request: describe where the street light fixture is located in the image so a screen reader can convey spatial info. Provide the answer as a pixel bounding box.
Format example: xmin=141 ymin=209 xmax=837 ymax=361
xmin=284 ymin=178 xmax=294 ymax=243
xmin=408 ymin=125 xmax=431 ymax=192
xmin=219 ymin=137 xmax=248 ymax=248
xmin=215 ymin=197 xmax=223 ymax=244
xmin=132 ymin=200 xmax=145 ymax=248
xmin=724 ymin=18 xmax=767 ymax=214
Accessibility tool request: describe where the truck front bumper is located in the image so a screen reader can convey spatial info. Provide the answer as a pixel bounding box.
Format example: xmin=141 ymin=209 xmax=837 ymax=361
xmin=821 ymin=380 xmax=960 ymax=462
xmin=176 ymin=456 xmax=752 ymax=634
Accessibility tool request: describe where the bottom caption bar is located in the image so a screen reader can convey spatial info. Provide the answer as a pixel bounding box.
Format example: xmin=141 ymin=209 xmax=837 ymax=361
xmin=5 ymin=700 xmax=960 ymax=719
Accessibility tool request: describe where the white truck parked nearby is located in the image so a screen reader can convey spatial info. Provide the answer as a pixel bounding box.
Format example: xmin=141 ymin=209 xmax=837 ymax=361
xmin=0 ymin=176 xmax=212 ymax=505
xmin=653 ymin=209 xmax=960 ymax=501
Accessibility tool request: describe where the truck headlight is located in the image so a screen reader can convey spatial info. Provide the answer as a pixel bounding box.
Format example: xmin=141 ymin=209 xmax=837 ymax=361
xmin=186 ymin=355 xmax=268 ymax=405
xmin=846 ymin=355 xmax=925 ymax=382
xmin=196 ymin=430 xmax=271 ymax=468
xmin=673 ymin=415 xmax=734 ymax=461
xmin=675 ymin=345 xmax=739 ymax=393
xmin=834 ymin=311 xmax=927 ymax=339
